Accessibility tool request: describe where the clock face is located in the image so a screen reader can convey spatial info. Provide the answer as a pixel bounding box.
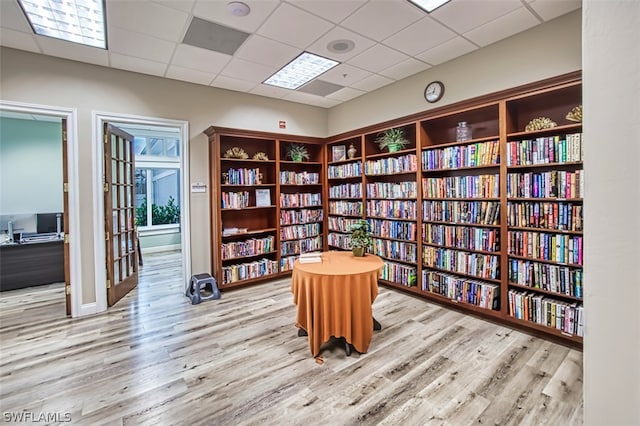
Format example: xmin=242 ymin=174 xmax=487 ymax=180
xmin=425 ymin=81 xmax=444 ymax=103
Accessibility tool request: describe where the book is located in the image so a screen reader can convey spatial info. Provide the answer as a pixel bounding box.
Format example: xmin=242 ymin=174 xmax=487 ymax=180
xmin=298 ymin=252 xmax=322 ymax=264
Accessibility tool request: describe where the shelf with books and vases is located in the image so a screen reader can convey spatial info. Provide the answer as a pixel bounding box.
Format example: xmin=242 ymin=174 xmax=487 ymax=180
xmin=502 ymin=82 xmax=584 ymax=341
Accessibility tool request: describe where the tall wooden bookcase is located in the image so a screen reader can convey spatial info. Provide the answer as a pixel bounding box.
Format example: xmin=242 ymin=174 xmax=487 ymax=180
xmin=205 ymin=72 xmax=583 ymax=347
xmin=204 ymin=127 xmax=325 ymax=289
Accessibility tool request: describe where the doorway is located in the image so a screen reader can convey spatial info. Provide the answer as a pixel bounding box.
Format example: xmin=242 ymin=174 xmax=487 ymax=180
xmin=93 ymin=112 xmax=191 ymax=311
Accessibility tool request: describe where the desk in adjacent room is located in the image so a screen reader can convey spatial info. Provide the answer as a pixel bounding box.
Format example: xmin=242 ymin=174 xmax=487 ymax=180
xmin=291 ymin=251 xmax=383 ymax=358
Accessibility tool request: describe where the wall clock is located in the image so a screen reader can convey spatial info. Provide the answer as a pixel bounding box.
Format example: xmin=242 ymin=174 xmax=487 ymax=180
xmin=424 ymin=81 xmax=445 ymax=103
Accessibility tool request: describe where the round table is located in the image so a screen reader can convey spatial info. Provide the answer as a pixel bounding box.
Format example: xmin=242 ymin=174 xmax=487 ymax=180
xmin=291 ymin=251 xmax=383 ymax=358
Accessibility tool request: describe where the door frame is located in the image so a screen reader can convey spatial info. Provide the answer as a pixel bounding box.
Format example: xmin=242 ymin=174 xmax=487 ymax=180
xmin=93 ymin=111 xmax=191 ymax=312
xmin=0 ymin=100 xmax=83 ymax=316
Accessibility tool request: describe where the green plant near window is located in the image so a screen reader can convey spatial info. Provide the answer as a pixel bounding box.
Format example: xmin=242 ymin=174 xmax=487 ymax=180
xmin=375 ymin=128 xmax=410 ymax=153
xmin=136 ymin=196 xmax=180 ymax=226
xmin=286 ymin=143 xmax=311 ymax=162
xmin=349 ymin=219 xmax=372 ymax=257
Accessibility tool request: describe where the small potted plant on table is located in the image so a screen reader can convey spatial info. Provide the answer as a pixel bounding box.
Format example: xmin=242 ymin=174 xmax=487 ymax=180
xmin=349 ymin=219 xmax=372 ymax=257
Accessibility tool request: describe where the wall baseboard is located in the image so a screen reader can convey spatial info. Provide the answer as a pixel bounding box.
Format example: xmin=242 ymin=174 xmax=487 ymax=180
xmin=141 ymin=244 xmax=181 ymax=254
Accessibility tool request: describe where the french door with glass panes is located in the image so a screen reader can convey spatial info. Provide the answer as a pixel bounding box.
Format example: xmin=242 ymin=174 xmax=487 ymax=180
xmin=104 ymin=123 xmax=138 ymax=306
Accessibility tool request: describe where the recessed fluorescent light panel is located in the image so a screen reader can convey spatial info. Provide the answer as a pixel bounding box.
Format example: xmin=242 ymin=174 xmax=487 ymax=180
xmin=18 ymin=0 xmax=107 ymax=49
xmin=407 ymin=0 xmax=451 ymax=13
xmin=264 ymin=52 xmax=339 ymax=90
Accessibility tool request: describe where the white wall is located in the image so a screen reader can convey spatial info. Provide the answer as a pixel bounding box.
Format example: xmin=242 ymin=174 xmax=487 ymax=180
xmin=0 ymin=117 xmax=63 ymax=215
xmin=583 ymin=1 xmax=640 ymax=425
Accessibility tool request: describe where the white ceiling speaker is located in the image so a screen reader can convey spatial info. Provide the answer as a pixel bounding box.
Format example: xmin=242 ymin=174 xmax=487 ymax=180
xmin=327 ymin=39 xmax=355 ymax=54
xmin=227 ymin=1 xmax=250 ymax=17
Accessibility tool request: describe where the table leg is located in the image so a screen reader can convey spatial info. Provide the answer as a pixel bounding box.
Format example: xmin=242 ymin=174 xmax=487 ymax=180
xmin=344 ymin=338 xmax=352 ymax=356
xmin=297 ymin=328 xmax=308 ymax=337
xmin=373 ymin=317 xmax=382 ymax=331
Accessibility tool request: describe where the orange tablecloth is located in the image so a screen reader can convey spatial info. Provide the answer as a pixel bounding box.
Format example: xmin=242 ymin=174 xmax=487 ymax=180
xmin=291 ymin=251 xmax=383 ymax=357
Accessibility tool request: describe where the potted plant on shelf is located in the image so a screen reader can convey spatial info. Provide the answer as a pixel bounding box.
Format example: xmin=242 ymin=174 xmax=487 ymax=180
xmin=375 ymin=128 xmax=410 ymax=153
xmin=286 ymin=143 xmax=310 ymax=162
xmin=349 ymin=219 xmax=372 ymax=257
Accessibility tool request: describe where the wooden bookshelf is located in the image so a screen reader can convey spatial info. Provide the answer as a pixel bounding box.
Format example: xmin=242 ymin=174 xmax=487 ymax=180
xmin=204 ymin=127 xmax=324 ymax=289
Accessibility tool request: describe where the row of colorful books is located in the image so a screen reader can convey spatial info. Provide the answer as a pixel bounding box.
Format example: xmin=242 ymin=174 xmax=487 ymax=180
xmin=329 ymin=183 xmax=362 ymax=198
xmin=280 ymin=235 xmax=323 ymax=256
xmin=327 ymin=217 xmax=361 ymax=233
xmin=380 ymin=261 xmax=417 ymax=287
xmin=422 ymin=223 xmax=500 ymax=252
xmin=507 ymin=201 xmax=583 ymax=231
xmin=506 ymin=133 xmax=582 ymax=166
xmin=279 ymin=192 xmax=322 ymax=208
xmin=422 ymin=200 xmax=500 ymax=226
xmin=507 ymin=170 xmax=584 ymax=199
xmin=422 ymin=140 xmax=500 ymax=170
xmin=507 ymin=230 xmax=583 ymax=265
xmin=279 ymin=170 xmax=320 ymax=185
xmin=422 ymin=174 xmax=499 ymax=199
xmin=279 ymin=208 xmax=323 ymax=226
xmin=422 ymin=246 xmax=500 ymax=280
xmin=280 ymin=223 xmax=321 ymax=241
xmin=372 ymin=239 xmax=418 ymax=263
xmin=422 ymin=269 xmax=499 ymax=310
xmin=224 ymin=167 xmax=263 ymax=186
xmin=327 ymin=162 xmax=362 ymax=179
xmin=508 ymin=258 xmax=583 ymax=298
xmin=222 ymin=258 xmax=279 ymax=284
xmin=369 ymin=219 xmax=417 ymax=241
xmin=366 ymin=181 xmax=417 ymax=199
xmin=329 ymin=201 xmax=363 ymax=216
xmin=507 ymin=289 xmax=584 ymax=336
xmin=365 ymin=154 xmax=418 ymax=175
xmin=221 ymin=191 xmax=249 ymax=209
xmin=327 ymin=232 xmax=351 ymax=250
xmin=366 ymin=200 xmax=417 ymax=220
xmin=221 ymin=236 xmax=275 ymax=260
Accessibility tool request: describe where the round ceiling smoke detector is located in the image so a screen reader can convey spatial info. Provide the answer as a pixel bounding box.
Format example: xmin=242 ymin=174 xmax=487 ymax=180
xmin=227 ymin=1 xmax=250 ymax=17
xmin=327 ymin=39 xmax=355 ymax=54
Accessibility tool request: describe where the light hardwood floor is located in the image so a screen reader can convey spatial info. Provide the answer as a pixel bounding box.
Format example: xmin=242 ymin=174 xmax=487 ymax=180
xmin=0 ymin=251 xmax=583 ymax=425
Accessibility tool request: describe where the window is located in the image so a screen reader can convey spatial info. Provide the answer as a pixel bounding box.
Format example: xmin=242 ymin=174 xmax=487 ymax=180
xmin=133 ymin=134 xmax=181 ymax=230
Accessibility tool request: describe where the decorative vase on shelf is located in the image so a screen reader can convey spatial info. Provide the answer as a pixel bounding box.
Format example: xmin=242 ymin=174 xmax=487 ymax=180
xmin=456 ymin=121 xmax=472 ymax=142
xmin=347 ymin=143 xmax=357 ymax=159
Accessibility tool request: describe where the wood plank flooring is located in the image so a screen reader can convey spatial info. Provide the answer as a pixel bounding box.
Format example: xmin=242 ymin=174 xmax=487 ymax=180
xmin=0 ymin=251 xmax=583 ymax=425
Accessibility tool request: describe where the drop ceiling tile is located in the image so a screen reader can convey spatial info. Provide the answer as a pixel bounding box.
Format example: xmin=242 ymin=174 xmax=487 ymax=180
xmin=431 ymin=0 xmax=523 ymax=34
xmin=107 ymin=1 xmax=190 ymax=42
xmin=326 ymin=86 xmax=367 ymax=102
xmin=210 ymin=75 xmax=258 ymax=92
xmin=256 ymin=3 xmax=334 ymax=49
xmin=171 ymin=44 xmax=231 ymax=73
xmin=465 ymin=7 xmax=540 ymax=47
xmin=182 ymin=17 xmax=250 ymax=55
xmin=109 ymin=53 xmax=168 ymax=77
xmin=416 ymin=36 xmax=478 ymax=66
xmin=285 ymin=91 xmax=341 ymax=108
xmin=347 ymin=44 xmax=410 ymax=74
xmin=340 ymin=1 xmax=423 ymax=42
xmin=528 ymin=0 xmax=582 ymax=21
xmin=298 ymin=79 xmax=344 ymax=97
xmin=0 ymin=28 xmax=40 ymax=53
xmin=220 ymin=57 xmax=278 ymax=83
xmin=108 ymin=27 xmax=177 ymax=63
xmin=192 ymin=0 xmax=280 ymax=33
xmin=350 ymin=73 xmax=394 ymax=92
xmin=249 ymin=83 xmax=290 ymax=99
xmin=306 ymin=26 xmax=376 ymax=62
xmin=153 ymin=0 xmax=196 ymax=13
xmin=320 ymin=63 xmax=372 ymax=87
xmin=379 ymin=57 xmax=431 ymax=80
xmin=37 ymin=36 xmax=109 ymax=66
xmin=383 ymin=16 xmax=457 ymax=56
xmin=165 ymin=64 xmax=215 ymax=85
xmin=0 ymin=0 xmax=32 ymax=32
xmin=234 ymin=35 xmax=300 ymax=68
xmin=292 ymin=0 xmax=368 ymax=24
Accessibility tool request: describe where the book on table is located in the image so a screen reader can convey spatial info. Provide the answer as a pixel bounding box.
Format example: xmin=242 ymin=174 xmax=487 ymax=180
xmin=299 ymin=252 xmax=322 ymax=264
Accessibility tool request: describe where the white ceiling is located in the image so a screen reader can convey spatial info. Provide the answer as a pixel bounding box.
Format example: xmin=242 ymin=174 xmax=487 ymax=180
xmin=0 ymin=0 xmax=581 ymax=109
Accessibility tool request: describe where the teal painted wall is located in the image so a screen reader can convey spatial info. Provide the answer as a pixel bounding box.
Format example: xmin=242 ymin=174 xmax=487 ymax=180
xmin=0 ymin=117 xmax=63 ymax=215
